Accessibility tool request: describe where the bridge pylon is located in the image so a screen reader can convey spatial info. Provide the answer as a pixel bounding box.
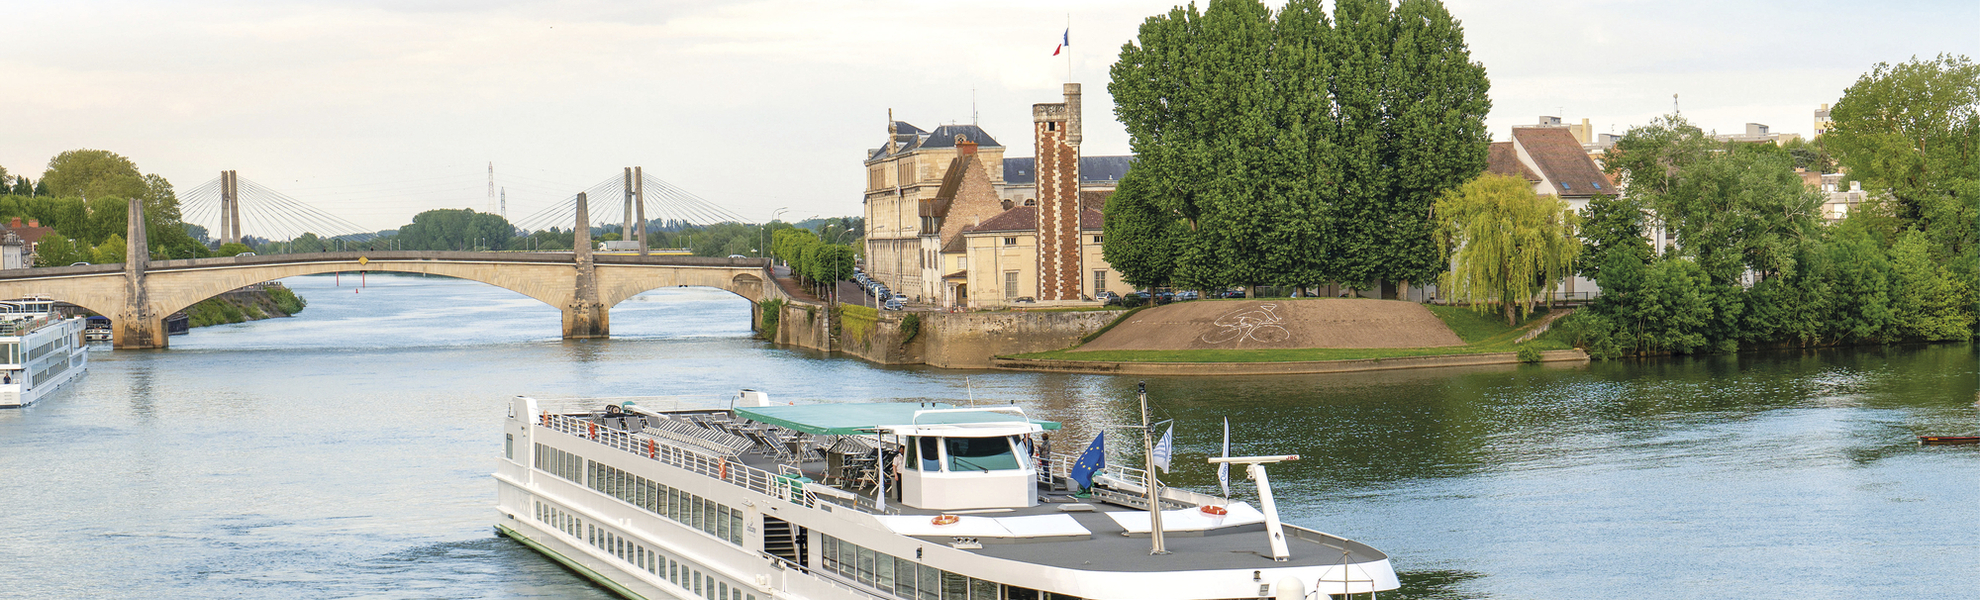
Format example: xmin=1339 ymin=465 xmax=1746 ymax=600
xmin=115 ymin=197 xmax=166 ymax=349
xmin=564 ymin=192 xmax=608 ymax=339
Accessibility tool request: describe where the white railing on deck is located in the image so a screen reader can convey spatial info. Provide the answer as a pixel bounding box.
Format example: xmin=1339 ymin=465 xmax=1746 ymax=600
xmin=545 ymin=413 xmax=825 ymax=511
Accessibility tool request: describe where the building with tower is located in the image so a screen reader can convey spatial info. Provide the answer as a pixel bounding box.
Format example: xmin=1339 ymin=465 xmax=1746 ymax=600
xmin=863 ymin=84 xmax=1132 ymax=308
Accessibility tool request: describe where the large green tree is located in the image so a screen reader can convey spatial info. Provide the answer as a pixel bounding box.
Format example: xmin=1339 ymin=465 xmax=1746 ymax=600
xmin=1825 ymin=55 xmax=1980 ymax=235
xmin=1105 ymin=0 xmax=1488 ymax=293
xmin=1435 ymin=173 xmax=1581 ymax=325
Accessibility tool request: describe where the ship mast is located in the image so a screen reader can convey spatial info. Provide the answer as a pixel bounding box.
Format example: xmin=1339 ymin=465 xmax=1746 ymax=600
xmin=1139 ymin=381 xmax=1168 ymax=554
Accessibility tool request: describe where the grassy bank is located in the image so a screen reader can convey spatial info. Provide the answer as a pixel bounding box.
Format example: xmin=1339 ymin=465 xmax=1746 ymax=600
xmin=1010 ymin=302 xmax=1568 ymax=363
xmin=186 ymin=287 xmax=307 ymax=327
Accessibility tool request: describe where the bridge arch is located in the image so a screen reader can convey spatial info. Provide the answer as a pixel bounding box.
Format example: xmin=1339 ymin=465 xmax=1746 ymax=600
xmin=0 ymin=252 xmax=779 ymax=349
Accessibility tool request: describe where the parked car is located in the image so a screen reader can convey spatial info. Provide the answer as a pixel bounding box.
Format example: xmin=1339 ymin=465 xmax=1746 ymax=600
xmin=1122 ymin=291 xmax=1151 ymax=307
xmin=1012 ymin=296 xmax=1036 ymax=304
xmin=1221 ymin=289 xmax=1248 ymax=299
xmin=1175 ymin=290 xmax=1199 ymax=301
xmin=1154 ymin=291 xmax=1175 ymax=304
xmin=883 ymin=298 xmax=905 ymax=310
xmin=727 ymin=254 xmax=747 ymax=259
xmin=1096 ymin=291 xmax=1121 ymax=305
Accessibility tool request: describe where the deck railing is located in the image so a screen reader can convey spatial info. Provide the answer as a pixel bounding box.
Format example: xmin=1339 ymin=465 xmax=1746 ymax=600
xmin=545 ymin=413 xmax=826 ymax=511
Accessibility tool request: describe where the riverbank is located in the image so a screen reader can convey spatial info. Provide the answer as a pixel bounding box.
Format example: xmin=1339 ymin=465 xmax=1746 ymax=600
xmin=991 ymin=302 xmax=1582 ymax=374
xmin=184 ymin=284 xmax=307 ymax=327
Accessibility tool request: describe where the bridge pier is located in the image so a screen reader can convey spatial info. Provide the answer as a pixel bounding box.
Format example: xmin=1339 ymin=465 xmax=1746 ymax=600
xmin=565 ymin=191 xmax=608 ymax=339
xmin=116 ymin=196 xmax=167 ymax=349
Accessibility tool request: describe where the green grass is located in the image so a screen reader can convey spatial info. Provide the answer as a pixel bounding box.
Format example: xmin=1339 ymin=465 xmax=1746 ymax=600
xmin=1008 ymin=301 xmax=1568 ymax=364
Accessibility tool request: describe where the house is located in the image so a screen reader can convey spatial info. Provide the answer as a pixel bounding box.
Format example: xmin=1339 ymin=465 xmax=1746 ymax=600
xmin=1487 ymin=120 xmax=1624 ymax=300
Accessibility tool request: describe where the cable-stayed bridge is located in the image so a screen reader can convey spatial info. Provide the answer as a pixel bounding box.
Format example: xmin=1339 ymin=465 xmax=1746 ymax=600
xmin=0 ymin=170 xmax=788 ymax=349
xmin=177 ymin=167 xmax=752 ymax=249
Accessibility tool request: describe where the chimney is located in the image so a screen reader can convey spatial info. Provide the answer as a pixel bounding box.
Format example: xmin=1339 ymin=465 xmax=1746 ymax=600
xmin=26 ymin=219 xmax=37 ymax=228
xmin=7 ymin=218 xmax=18 ymax=228
xmin=957 ymin=134 xmax=977 ymax=155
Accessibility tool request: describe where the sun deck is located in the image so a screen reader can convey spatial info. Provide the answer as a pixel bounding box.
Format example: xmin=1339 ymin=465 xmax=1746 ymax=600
xmin=541 ymin=399 xmax=1389 ymax=576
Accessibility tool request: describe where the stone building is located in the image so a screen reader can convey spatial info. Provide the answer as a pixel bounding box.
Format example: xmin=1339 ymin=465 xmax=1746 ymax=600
xmin=862 ymin=83 xmax=1132 ymax=306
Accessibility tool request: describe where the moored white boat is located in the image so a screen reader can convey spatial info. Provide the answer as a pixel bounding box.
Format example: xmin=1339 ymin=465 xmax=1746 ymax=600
xmin=0 ymin=297 xmax=89 ymax=408
xmin=495 ymin=392 xmax=1400 ymax=600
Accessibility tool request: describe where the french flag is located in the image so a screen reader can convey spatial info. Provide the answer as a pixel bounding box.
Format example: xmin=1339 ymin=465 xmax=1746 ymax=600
xmin=1053 ymin=28 xmax=1069 ymax=56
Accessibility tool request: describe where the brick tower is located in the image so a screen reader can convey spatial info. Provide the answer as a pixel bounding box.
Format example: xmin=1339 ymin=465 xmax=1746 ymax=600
xmin=1032 ymin=83 xmax=1083 ymax=301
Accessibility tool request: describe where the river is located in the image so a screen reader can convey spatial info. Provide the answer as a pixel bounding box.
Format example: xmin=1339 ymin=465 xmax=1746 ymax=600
xmin=1 ymin=273 xmax=1974 ymax=599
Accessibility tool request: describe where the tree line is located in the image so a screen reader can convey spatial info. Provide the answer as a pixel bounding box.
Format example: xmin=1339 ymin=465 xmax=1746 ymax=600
xmin=1102 ymin=0 xmax=1490 ymax=295
xmin=0 ymin=149 xmax=209 ymax=266
xmin=771 ymin=228 xmax=855 ymax=296
xmin=1556 ymin=55 xmax=1978 ymax=356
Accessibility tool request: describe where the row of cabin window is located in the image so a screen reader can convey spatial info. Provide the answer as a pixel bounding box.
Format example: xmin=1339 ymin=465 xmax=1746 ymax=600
xmin=536 ymin=443 xmax=586 ymax=484
xmin=818 ymin=534 xmax=1077 ymax=600
xmin=588 ymin=460 xmax=745 ymax=546
xmin=536 ymin=500 xmax=584 ymax=539
xmin=537 ymin=500 xmax=757 ymax=600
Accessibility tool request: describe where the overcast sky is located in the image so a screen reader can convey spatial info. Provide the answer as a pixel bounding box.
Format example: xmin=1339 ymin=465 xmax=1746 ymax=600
xmin=3 ymin=0 xmax=1975 ymax=236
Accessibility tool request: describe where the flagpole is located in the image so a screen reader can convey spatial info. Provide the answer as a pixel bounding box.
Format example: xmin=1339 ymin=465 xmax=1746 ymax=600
xmin=1139 ymin=381 xmax=1167 ymax=554
xmin=1065 ymin=13 xmax=1073 ymax=83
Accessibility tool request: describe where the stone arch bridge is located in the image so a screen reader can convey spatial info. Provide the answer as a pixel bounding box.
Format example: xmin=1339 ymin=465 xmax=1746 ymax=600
xmin=0 ymin=250 xmax=780 ymax=349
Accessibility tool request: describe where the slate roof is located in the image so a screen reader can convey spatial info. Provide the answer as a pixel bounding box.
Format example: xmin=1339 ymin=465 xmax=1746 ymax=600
xmin=1509 ymin=127 xmax=1614 ymax=197
xmin=1001 ymin=156 xmax=1136 ymax=185
xmin=919 ymin=125 xmax=1001 ymax=149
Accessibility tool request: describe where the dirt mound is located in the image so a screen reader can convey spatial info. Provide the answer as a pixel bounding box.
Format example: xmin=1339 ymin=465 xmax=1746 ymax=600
xmin=1074 ymin=299 xmax=1463 ymax=351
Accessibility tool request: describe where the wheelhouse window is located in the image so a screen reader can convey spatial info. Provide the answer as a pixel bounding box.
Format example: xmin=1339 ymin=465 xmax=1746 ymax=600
xmin=915 ymin=436 xmax=941 ymax=471
xmin=944 ymin=436 xmax=1020 ymax=471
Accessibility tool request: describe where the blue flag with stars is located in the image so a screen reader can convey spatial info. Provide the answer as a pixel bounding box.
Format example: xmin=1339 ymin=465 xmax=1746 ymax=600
xmin=1069 ymin=431 xmax=1105 ymax=491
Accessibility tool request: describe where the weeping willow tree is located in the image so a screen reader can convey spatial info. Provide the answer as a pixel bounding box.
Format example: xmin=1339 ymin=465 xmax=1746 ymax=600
xmin=1436 ymin=173 xmax=1582 ymax=325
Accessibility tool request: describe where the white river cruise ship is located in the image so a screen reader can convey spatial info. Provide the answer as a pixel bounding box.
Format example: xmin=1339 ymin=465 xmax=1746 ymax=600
xmin=0 ymin=297 xmax=89 ymax=408
xmin=495 ymin=392 xmax=1399 ymax=600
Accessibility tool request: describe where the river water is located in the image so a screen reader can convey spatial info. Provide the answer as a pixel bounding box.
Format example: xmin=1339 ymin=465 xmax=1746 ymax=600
xmin=1 ymin=274 xmax=1974 ymax=599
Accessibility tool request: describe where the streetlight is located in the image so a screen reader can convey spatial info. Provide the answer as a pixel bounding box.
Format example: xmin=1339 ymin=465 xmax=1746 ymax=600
xmin=765 ymin=207 xmax=788 ymax=262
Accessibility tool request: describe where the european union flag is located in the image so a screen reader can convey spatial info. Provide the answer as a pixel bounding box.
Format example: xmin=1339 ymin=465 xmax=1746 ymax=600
xmin=1069 ymin=432 xmax=1105 ymax=491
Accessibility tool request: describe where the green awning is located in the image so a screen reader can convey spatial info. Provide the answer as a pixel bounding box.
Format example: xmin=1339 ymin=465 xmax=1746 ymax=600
xmin=734 ymin=402 xmax=1060 ymax=436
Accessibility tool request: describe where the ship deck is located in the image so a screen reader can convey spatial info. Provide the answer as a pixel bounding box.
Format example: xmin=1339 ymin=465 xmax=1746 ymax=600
xmin=720 ymin=432 xmax=1386 ymax=571
xmin=561 ymin=403 xmax=1388 ymax=574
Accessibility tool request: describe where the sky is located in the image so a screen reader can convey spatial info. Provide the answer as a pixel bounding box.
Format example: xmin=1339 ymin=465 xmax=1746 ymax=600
xmin=3 ymin=0 xmax=1976 ymax=237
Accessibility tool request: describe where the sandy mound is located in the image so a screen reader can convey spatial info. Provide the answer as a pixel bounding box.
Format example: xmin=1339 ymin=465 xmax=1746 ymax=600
xmin=1074 ymin=298 xmax=1463 ymax=351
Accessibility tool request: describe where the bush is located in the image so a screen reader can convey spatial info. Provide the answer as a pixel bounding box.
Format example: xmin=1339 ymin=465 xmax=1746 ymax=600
xmin=759 ymin=298 xmax=785 ymax=337
xmin=267 ymin=286 xmax=307 ymax=315
xmin=1516 ymin=344 xmax=1544 ymax=363
xmin=900 ymin=313 xmax=921 ymax=343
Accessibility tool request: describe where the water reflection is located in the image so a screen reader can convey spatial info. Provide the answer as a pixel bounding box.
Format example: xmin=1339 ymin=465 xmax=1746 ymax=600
xmin=0 ymin=273 xmax=1971 ymax=600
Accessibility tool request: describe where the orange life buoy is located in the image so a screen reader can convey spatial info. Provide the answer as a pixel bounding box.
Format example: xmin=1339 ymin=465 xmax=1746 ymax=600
xmin=1200 ymin=505 xmax=1228 ymax=516
xmin=718 ymin=457 xmax=730 ymax=480
xmin=588 ymin=422 xmax=597 ymax=439
xmin=931 ymin=515 xmax=960 ymax=526
xmin=540 ymin=413 xmax=549 ymax=427
xmin=646 ymin=439 xmax=657 ymax=458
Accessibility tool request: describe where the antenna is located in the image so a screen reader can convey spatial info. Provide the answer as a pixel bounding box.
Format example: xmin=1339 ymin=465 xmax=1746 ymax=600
xmin=487 ymin=162 xmax=495 ymax=213
xmin=972 ymin=86 xmax=979 ymax=126
xmin=500 ymin=187 xmax=507 ymax=220
xmin=1673 ymin=93 xmax=1681 ymax=114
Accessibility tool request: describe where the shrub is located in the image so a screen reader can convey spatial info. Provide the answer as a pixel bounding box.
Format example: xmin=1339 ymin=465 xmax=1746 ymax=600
xmin=759 ymin=298 xmax=785 ymax=337
xmin=900 ymin=313 xmax=921 ymax=343
xmin=1516 ymin=344 xmax=1544 ymax=363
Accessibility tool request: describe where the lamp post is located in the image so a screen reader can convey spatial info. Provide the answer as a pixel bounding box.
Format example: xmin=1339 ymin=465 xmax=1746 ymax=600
xmin=766 ymin=207 xmax=789 ymax=262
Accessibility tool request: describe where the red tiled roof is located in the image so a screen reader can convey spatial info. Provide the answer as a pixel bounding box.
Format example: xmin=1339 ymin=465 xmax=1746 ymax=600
xmin=962 ymin=206 xmax=1107 ymax=235
xmin=964 ymin=206 xmax=1036 ymax=233
xmin=1510 ymin=127 xmax=1614 ymax=197
xmin=1486 ymin=141 xmax=1539 ymax=182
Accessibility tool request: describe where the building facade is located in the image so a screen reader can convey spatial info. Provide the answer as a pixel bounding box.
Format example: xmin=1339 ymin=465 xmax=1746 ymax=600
xmin=862 ymin=84 xmax=1131 ymax=307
